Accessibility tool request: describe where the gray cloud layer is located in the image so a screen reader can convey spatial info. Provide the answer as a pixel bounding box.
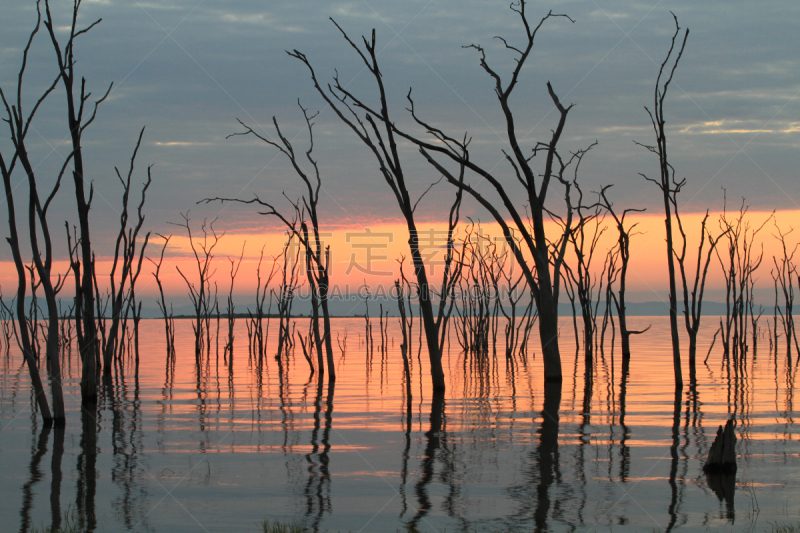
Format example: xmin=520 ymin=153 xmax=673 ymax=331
xmin=1 ymin=0 xmax=798 ymax=255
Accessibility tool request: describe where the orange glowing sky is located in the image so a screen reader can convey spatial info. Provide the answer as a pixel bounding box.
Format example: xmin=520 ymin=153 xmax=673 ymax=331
xmin=4 ymin=208 xmax=790 ymax=307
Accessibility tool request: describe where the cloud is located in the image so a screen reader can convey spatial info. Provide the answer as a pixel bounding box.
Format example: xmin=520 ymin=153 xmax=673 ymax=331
xmin=153 ymin=141 xmax=215 ymax=147
xmin=1 ymin=0 xmax=799 ymax=256
xmin=679 ymin=119 xmax=800 ymax=135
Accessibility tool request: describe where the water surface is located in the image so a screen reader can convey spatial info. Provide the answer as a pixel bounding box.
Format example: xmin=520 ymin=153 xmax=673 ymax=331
xmin=1 ymin=317 xmax=798 ymax=532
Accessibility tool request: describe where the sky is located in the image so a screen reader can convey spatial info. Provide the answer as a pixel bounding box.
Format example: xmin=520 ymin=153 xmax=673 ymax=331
xmin=0 ymin=0 xmax=798 ymax=304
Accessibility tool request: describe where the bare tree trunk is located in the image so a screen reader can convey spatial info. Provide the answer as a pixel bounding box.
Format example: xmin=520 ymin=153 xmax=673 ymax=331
xmin=561 ymin=180 xmax=604 ymax=373
xmin=344 ymin=6 xmax=587 ymax=384
xmin=101 ymin=129 xmax=151 ymax=378
xmin=772 ymin=223 xmax=798 ymax=363
xmin=674 ymin=209 xmax=728 ymax=385
xmin=43 ymin=0 xmax=113 ymax=403
xmin=149 ymin=234 xmax=175 ymax=357
xmin=0 ymin=3 xmax=72 ymax=421
xmin=599 ymin=186 xmax=650 ymax=361
xmin=636 ymin=15 xmax=689 ymax=389
xmin=173 ymin=213 xmax=223 ymax=360
xmin=716 ymin=197 xmax=772 ymax=363
xmin=208 ymin=105 xmax=339 ymax=384
xmin=1 ymin=180 xmax=52 ymax=421
xmin=289 ymin=40 xmax=468 ymax=391
xmin=224 ymin=244 xmax=244 ymax=363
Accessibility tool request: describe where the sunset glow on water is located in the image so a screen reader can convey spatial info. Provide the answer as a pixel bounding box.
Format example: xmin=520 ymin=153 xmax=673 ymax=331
xmin=2 ymin=317 xmax=798 ymax=532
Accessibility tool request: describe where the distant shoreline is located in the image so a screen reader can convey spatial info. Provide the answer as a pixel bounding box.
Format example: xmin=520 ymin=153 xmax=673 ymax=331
xmin=86 ymin=300 xmax=783 ymax=320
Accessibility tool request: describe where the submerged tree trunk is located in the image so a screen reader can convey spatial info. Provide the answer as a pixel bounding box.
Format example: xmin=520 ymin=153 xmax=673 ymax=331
xmin=43 ymin=0 xmax=111 ymax=403
xmin=688 ymin=332 xmax=698 ymax=384
xmin=703 ymin=419 xmax=737 ymax=473
xmin=289 ymin=39 xmax=465 ymax=392
xmin=537 ymin=290 xmax=563 ymax=383
xmin=637 ymin=15 xmax=689 ymax=389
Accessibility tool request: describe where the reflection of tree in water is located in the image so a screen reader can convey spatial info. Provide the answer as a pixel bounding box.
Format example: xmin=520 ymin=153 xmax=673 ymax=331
xmin=612 ymin=356 xmax=632 ymax=526
xmin=664 ymin=384 xmax=710 ymax=531
xmin=277 ymin=345 xmax=300 ymax=454
xmin=503 ymin=383 xmax=562 ymax=532
xmin=194 ymin=352 xmax=214 ymax=454
xmin=536 ymin=384 xmax=563 ymax=530
xmin=304 ymin=383 xmax=334 ymax=532
xmin=19 ymin=417 xmax=49 ymax=533
xmin=405 ymin=352 xmax=513 ymax=533
xmin=76 ymin=404 xmax=97 ymax=532
xmin=106 ymin=372 xmax=152 ymax=531
xmin=534 ymin=383 xmax=562 ymax=531
xmin=665 ymin=389 xmax=685 ymax=532
xmin=408 ymin=391 xmax=445 ymax=531
xmin=618 ymin=357 xmax=631 ymax=484
xmin=439 ymin=406 xmax=463 ymax=531
xmin=278 ymin=346 xmax=305 ymax=519
xmin=725 ymin=346 xmax=753 ymax=459
xmin=780 ymin=358 xmax=797 ymax=453
xmin=17 ymin=364 xmax=156 ymax=533
xmin=399 ymin=389 xmax=413 ymax=519
xmin=156 ymin=348 xmax=175 ymax=456
xmin=399 ymin=353 xmax=572 ymax=533
xmin=20 ymin=404 xmax=97 ymax=532
xmin=573 ymin=367 xmax=593 ymax=528
xmin=50 ymin=424 xmax=65 ymax=531
xmin=11 ymin=316 xmax=800 ymax=532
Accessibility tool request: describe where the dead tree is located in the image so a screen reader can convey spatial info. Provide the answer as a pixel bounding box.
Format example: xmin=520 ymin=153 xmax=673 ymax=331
xmin=747 ymin=276 xmax=764 ymax=356
xmin=772 ymin=223 xmax=799 ymax=360
xmin=703 ymin=419 xmax=737 ymax=473
xmin=498 ymin=262 xmax=528 ymax=363
xmin=397 ymin=258 xmax=417 ymax=369
xmin=395 ymin=278 xmax=414 ymax=405
xmin=772 ymin=270 xmax=781 ymax=359
xmin=561 ymin=267 xmax=580 ymax=354
xmin=0 ymin=292 xmax=17 ymax=358
xmin=350 ymin=5 xmax=585 ymax=384
xmin=716 ymin=197 xmax=772 ymax=360
xmin=461 ymin=226 xmax=509 ymax=359
xmin=173 ymin=213 xmax=223 ymax=360
xmin=44 ymin=0 xmax=112 ymax=403
xmin=26 ymin=265 xmax=44 ymax=363
xmin=674 ymin=207 xmax=727 ymax=384
xmin=482 ymin=229 xmax=528 ymax=362
xmin=275 ymin=240 xmax=301 ymax=360
xmin=128 ymin=286 xmax=143 ymax=367
xmin=0 ymin=2 xmax=68 ymax=422
xmin=636 ymin=14 xmax=689 ymax=389
xmin=296 ymin=326 xmax=315 ymax=379
xmin=148 ymin=234 xmax=175 ymax=356
xmin=101 ymin=128 xmax=151 ymax=377
xmin=454 ymin=235 xmax=492 ymax=357
xmin=208 ymin=281 xmax=218 ymax=359
xmin=120 ymin=227 xmax=147 ymax=368
xmin=599 ymin=248 xmax=619 ymax=354
xmin=290 ymin=22 xmax=464 ymax=392
xmin=224 ymin=244 xmax=245 ymax=362
xmin=599 ymin=185 xmax=649 ymax=360
xmin=363 ymin=289 xmax=374 ymax=373
xmin=557 ymin=172 xmax=604 ymax=370
xmin=208 ymin=103 xmax=337 ymax=384
xmin=58 ymin=298 xmax=75 ymax=357
xmin=249 ymin=245 xmax=279 ymax=369
xmin=91 ymin=257 xmax=109 ymax=357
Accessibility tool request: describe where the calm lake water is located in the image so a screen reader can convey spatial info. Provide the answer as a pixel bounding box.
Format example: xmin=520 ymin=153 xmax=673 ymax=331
xmin=1 ymin=317 xmax=798 ymax=532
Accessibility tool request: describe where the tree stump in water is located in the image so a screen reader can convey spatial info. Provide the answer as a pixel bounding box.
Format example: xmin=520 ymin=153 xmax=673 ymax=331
xmin=703 ymin=418 xmax=737 ymax=473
